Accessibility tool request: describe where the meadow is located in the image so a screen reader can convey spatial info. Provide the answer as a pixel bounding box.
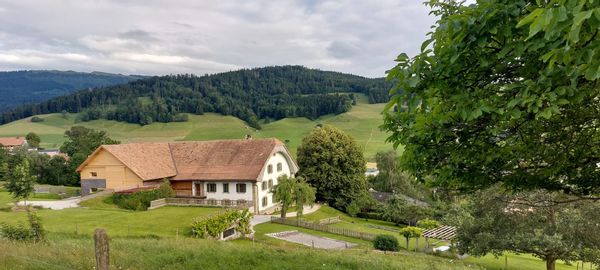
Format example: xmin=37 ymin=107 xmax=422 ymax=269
xmin=0 ymin=95 xmax=396 ymax=159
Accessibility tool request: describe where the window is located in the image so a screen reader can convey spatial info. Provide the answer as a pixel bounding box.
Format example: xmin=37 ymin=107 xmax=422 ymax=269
xmin=267 ymin=164 xmax=273 ymax=174
xmin=236 ymin=183 xmax=246 ymax=193
xmin=277 ymin=163 xmax=282 ymax=172
xmin=262 ymin=181 xmax=268 ymax=191
xmin=268 ymin=179 xmax=273 ymax=189
xmin=207 ymin=183 xmax=217 ymax=193
xmin=223 ymin=183 xmax=229 ymax=193
xmin=90 ymin=172 xmax=98 ymax=177
xmin=262 ymin=196 xmax=268 ymax=207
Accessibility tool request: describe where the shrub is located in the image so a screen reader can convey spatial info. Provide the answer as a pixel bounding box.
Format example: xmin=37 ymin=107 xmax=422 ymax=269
xmin=0 ymin=211 xmax=45 ymax=242
xmin=373 ymin=234 xmax=399 ymax=252
xmin=417 ymin=218 xmax=440 ymax=230
xmin=30 ymin=116 xmax=44 ymax=122
xmin=0 ymin=222 xmax=31 ymax=241
xmin=346 ymin=201 xmax=360 ymax=217
xmin=112 ymin=180 xmax=174 ymax=211
xmin=191 ymin=209 xmax=252 ymax=239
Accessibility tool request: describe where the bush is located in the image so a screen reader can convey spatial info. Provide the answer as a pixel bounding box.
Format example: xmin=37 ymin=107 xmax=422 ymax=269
xmin=373 ymin=234 xmax=399 ymax=252
xmin=112 ymin=180 xmax=174 ymax=211
xmin=0 ymin=211 xmax=45 ymax=242
xmin=30 ymin=116 xmax=44 ymax=122
xmin=346 ymin=201 xmax=360 ymax=217
xmin=0 ymin=222 xmax=31 ymax=241
xmin=357 ymin=212 xmax=382 ymax=220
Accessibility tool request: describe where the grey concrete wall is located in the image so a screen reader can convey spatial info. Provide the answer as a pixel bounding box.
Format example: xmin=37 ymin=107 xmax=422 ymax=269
xmin=81 ymin=179 xmax=107 ymax=196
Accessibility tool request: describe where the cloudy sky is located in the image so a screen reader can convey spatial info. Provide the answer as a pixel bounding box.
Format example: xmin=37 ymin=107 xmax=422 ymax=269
xmin=0 ymin=0 xmax=437 ymax=78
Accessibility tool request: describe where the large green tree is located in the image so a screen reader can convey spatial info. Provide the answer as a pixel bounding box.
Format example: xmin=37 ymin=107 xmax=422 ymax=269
xmin=383 ymin=0 xmax=600 ymax=195
xmin=297 ymin=125 xmax=367 ymax=210
xmin=60 ymin=126 xmax=119 ymax=185
xmin=457 ymin=186 xmax=600 ymax=270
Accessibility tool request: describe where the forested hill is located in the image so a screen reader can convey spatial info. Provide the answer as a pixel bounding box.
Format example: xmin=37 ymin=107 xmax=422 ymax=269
xmin=0 ymin=70 xmax=144 ymax=112
xmin=0 ymin=66 xmax=390 ymax=129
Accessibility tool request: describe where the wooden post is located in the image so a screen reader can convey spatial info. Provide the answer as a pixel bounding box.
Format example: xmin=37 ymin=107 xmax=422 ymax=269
xmin=504 ymin=255 xmax=507 ymax=270
xmin=75 ymin=223 xmax=78 ymax=235
xmin=94 ymin=228 xmax=109 ymax=270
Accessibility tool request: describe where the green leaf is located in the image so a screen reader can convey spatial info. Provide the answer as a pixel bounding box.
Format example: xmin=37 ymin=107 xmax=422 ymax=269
xmin=421 ymin=39 xmax=434 ymax=52
xmin=556 ymin=6 xmax=568 ymax=22
xmin=517 ymin=8 xmax=544 ymax=28
xmin=569 ymin=10 xmax=593 ymax=43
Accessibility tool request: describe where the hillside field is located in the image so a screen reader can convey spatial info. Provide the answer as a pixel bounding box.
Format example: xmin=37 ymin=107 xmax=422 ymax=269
xmin=0 ymin=95 xmax=396 ymax=159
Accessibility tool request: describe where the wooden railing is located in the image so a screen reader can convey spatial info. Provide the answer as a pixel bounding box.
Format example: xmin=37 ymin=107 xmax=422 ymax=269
xmin=270 ymin=217 xmax=375 ymax=241
xmin=149 ymin=197 xmax=253 ymax=210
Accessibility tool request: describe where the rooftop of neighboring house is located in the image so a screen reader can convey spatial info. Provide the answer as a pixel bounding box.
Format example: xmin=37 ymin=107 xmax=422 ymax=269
xmin=0 ymin=137 xmax=27 ymax=147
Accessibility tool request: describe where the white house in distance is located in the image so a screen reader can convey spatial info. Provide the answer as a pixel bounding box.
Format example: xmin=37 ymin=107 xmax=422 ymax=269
xmin=0 ymin=137 xmax=28 ymax=151
xmin=76 ymin=138 xmax=298 ymax=214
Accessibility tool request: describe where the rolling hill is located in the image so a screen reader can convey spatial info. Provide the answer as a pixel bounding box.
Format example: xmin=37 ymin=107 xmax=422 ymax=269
xmin=0 ymin=66 xmax=389 ymax=129
xmin=0 ymin=94 xmax=397 ymax=159
xmin=0 ymin=70 xmax=144 ymax=112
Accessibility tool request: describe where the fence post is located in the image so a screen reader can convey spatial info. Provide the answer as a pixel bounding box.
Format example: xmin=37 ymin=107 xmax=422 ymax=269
xmin=94 ymin=228 xmax=109 ymax=270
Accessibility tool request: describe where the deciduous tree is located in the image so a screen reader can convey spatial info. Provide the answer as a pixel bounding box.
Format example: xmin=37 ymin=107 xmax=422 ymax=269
xmin=383 ymin=0 xmax=600 ymax=195
xmin=457 ymin=186 xmax=600 ymax=270
xmin=297 ymin=125 xmax=367 ymax=210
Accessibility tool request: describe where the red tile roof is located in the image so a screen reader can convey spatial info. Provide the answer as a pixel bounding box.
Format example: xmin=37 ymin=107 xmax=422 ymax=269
xmin=0 ymin=137 xmax=26 ymax=147
xmin=77 ymin=138 xmax=291 ymax=182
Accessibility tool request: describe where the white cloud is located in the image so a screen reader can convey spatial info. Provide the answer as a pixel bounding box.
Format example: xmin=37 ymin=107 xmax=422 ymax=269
xmin=0 ymin=0 xmax=437 ymax=77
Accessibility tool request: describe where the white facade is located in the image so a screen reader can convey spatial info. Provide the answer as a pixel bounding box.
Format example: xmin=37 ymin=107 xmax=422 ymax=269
xmin=199 ymin=181 xmax=253 ymax=202
xmin=256 ymin=151 xmax=295 ymax=212
xmin=188 ymin=145 xmax=298 ymax=214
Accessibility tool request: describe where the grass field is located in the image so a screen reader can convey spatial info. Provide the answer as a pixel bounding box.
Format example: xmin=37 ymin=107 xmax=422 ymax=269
xmin=0 ymin=235 xmax=482 ymax=270
xmin=0 ymin=95 xmax=395 ymax=159
xmin=0 ymin=193 xmax=221 ymax=237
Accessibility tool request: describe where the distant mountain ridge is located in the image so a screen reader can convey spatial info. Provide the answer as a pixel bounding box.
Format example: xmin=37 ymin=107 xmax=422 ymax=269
xmin=0 ymin=70 xmax=144 ymax=112
xmin=0 ymin=66 xmax=390 ymax=129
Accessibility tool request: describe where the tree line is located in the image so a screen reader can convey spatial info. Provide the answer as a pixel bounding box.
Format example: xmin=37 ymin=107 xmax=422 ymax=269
xmin=0 ymin=66 xmax=390 ymax=129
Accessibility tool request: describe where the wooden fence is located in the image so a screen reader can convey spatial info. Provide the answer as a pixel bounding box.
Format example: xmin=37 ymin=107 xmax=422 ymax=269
xmin=318 ymin=216 xmax=341 ymax=225
xmin=149 ymin=198 xmax=252 ymax=210
xmin=271 ymin=217 xmax=376 ymax=241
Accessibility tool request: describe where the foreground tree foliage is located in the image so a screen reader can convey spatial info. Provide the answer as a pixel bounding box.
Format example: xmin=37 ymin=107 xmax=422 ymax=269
xmin=458 ymin=186 xmax=600 ymax=270
xmin=4 ymin=158 xmax=36 ymax=204
xmin=384 ymin=0 xmax=600 ymax=195
xmin=297 ymin=126 xmax=367 ymax=210
xmin=273 ymin=175 xmax=316 ymax=218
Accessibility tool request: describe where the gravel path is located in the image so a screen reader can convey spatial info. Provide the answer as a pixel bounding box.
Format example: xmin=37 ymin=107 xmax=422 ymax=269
xmin=18 ymin=190 xmax=113 ymax=210
xmin=266 ymin=230 xmax=356 ymax=249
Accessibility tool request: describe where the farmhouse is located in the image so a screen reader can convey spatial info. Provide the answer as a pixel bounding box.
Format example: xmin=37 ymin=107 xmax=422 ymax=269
xmin=76 ymin=138 xmax=298 ymax=213
xmin=0 ymin=137 xmax=28 ymax=151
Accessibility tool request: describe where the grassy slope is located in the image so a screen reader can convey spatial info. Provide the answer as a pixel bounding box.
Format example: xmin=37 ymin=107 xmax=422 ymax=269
xmin=0 ymin=95 xmax=395 ymax=159
xmin=0 ymin=236 xmax=481 ymax=270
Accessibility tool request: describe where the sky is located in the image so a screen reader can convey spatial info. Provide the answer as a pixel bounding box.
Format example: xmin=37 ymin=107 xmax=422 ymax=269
xmin=0 ymin=0 xmax=437 ymax=78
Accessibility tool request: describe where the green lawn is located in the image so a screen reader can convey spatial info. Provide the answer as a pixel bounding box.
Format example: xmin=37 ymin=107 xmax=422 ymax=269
xmin=0 ymin=192 xmax=221 ymax=237
xmin=0 ymin=95 xmax=395 ymax=159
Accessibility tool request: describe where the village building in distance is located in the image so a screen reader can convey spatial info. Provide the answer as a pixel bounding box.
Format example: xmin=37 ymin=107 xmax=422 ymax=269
xmin=76 ymin=138 xmax=298 ymax=214
xmin=0 ymin=137 xmax=29 ymax=151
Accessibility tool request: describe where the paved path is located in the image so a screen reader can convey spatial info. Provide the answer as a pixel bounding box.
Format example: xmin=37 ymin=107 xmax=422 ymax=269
xmin=266 ymin=230 xmax=356 ymax=250
xmin=18 ymin=190 xmax=113 ymax=210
